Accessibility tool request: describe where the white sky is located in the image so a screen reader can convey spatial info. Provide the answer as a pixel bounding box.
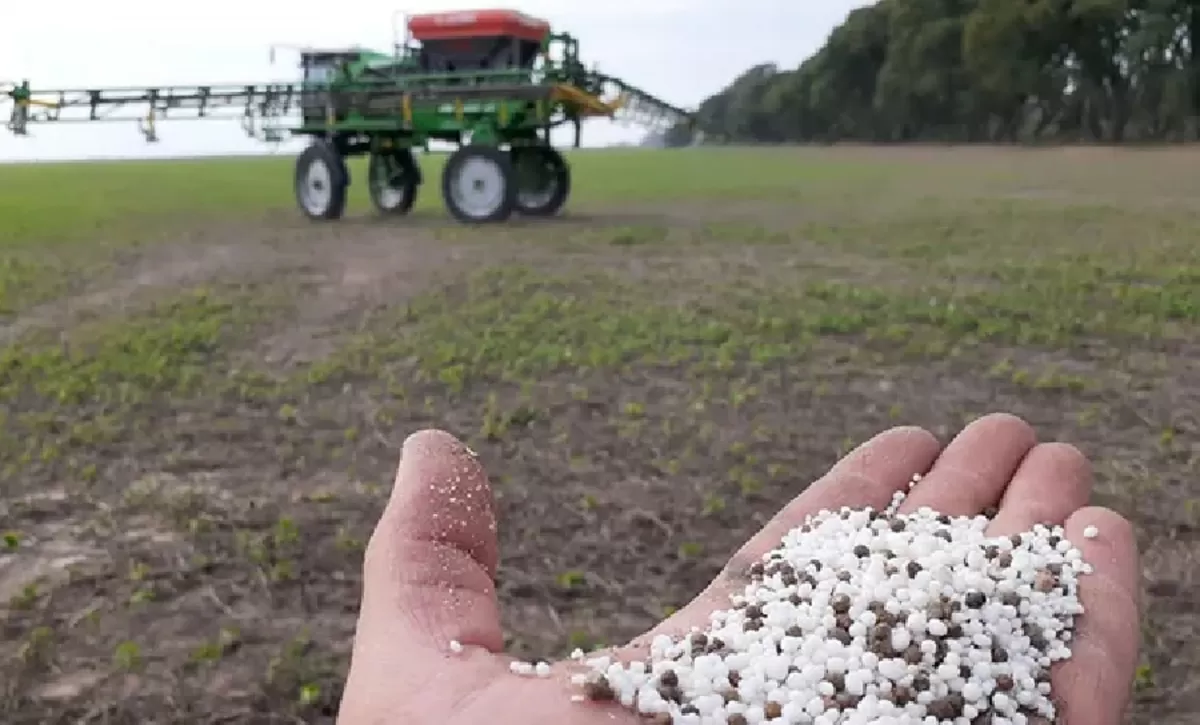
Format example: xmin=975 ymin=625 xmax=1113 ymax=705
xmin=1 ymin=1 xmax=867 ymax=161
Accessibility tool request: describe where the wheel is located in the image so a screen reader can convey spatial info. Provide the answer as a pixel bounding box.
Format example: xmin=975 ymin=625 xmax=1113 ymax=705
xmin=441 ymin=145 xmax=516 ymax=223
xmin=368 ymin=149 xmax=420 ymax=215
xmin=511 ymin=145 xmax=570 ymax=217
xmin=294 ymin=140 xmax=348 ymax=220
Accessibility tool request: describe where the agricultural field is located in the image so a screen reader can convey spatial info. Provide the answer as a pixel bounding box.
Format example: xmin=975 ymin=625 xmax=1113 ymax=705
xmin=0 ymin=145 xmax=1196 ymax=723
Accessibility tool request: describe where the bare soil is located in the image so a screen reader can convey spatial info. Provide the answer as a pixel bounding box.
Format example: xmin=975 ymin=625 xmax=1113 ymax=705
xmin=2 ymin=148 xmax=1197 ymax=724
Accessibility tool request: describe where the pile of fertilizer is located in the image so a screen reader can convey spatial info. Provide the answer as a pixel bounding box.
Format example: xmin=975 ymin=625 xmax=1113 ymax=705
xmin=568 ymin=480 xmax=1094 ymax=724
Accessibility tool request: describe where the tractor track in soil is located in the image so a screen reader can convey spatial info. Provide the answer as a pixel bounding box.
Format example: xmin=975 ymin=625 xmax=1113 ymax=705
xmin=0 ymin=240 xmax=246 ymax=346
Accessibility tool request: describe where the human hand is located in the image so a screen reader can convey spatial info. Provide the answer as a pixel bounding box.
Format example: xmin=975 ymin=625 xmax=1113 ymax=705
xmin=336 ymin=413 xmax=1139 ymax=725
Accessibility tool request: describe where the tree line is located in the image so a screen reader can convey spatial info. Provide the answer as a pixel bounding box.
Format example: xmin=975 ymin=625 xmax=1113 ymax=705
xmin=661 ymin=0 xmax=1200 ymax=144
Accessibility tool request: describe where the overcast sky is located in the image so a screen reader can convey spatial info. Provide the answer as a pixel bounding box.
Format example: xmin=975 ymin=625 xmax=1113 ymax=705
xmin=1 ymin=1 xmax=866 ymax=162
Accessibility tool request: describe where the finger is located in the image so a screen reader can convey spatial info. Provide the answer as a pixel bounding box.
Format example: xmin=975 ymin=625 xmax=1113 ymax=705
xmin=634 ymin=425 xmax=941 ymax=642
xmin=1051 ymin=507 xmax=1140 ymax=725
xmin=731 ymin=425 xmax=942 ymax=566
xmin=987 ymin=442 xmax=1093 ymax=536
xmin=899 ymin=412 xmax=1037 ymax=516
xmin=358 ymin=429 xmax=503 ymax=654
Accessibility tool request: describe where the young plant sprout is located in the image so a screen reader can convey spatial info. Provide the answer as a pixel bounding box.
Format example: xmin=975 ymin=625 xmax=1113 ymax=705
xmin=569 ymin=484 xmax=1093 ymax=724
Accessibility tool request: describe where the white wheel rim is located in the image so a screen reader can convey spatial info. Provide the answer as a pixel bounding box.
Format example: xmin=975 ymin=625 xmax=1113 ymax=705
xmin=301 ymin=158 xmax=332 ymax=214
xmin=373 ymin=157 xmax=410 ymax=210
xmin=450 ymin=156 xmax=506 ymax=219
xmin=377 ymin=185 xmax=407 ymax=210
xmin=518 ymin=173 xmax=558 ymax=209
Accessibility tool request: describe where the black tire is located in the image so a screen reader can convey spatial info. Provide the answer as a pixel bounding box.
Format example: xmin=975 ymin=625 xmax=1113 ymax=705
xmin=368 ymin=149 xmax=420 ymax=215
xmin=294 ymin=140 xmax=348 ymax=220
xmin=511 ymin=145 xmax=570 ymax=217
xmin=441 ymin=145 xmax=516 ymax=223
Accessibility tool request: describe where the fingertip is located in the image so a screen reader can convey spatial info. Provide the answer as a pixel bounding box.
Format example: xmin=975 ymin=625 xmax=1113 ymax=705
xmin=1067 ymin=506 xmax=1138 ymax=563
xmin=974 ymin=411 xmax=1039 ymax=437
xmin=833 ymin=424 xmax=941 ymax=481
xmin=965 ymin=413 xmax=1041 ymax=456
xmin=1075 ymin=504 xmax=1137 ymax=657
xmin=899 ymin=412 xmax=1037 ymax=516
xmin=1067 ymin=507 xmax=1139 ymax=595
xmin=865 ymin=425 xmax=941 ymax=453
xmin=1068 ymin=505 xmax=1135 ymax=536
xmin=359 ymin=428 xmax=504 ymax=654
xmin=400 ymin=428 xmax=477 ymax=464
xmin=986 ymin=442 xmax=1093 ymax=536
xmin=1052 ymin=507 xmax=1141 ymax=725
xmin=1036 ymin=441 xmax=1092 ymax=478
xmin=388 ymin=428 xmax=497 ymax=565
xmin=393 ymin=428 xmax=486 ymax=503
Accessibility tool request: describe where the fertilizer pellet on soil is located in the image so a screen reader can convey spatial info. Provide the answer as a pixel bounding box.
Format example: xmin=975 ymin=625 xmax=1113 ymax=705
xmin=570 ymin=488 xmax=1093 ymax=724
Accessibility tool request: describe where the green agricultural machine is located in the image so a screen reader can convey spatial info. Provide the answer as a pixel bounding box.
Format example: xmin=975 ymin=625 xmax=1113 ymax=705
xmin=3 ymin=9 xmax=696 ymax=223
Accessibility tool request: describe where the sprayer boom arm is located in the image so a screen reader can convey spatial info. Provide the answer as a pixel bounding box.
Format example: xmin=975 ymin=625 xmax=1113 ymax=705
xmin=2 ymin=80 xmax=311 ymax=140
xmin=591 ymin=73 xmax=693 ymax=130
xmin=4 ymin=71 xmax=695 ymax=143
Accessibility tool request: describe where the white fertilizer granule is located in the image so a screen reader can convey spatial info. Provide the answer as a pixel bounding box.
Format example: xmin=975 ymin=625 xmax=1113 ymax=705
xmin=571 ymin=489 xmax=1093 ymax=724
xmin=510 ymin=660 xmax=536 ymax=676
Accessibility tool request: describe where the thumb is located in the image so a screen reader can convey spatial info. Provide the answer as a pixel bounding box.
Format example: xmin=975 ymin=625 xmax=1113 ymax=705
xmin=358 ymin=429 xmax=504 ymax=653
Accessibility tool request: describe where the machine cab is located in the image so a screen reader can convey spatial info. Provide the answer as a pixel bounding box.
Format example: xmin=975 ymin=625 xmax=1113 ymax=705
xmin=297 ymin=48 xmax=373 ymax=124
xmin=406 ymin=10 xmax=550 ymax=77
xmin=300 ymin=48 xmax=368 ymax=85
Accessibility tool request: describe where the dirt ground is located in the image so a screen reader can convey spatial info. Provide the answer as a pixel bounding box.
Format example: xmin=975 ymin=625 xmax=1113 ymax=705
xmin=1 ymin=147 xmax=1197 ymax=724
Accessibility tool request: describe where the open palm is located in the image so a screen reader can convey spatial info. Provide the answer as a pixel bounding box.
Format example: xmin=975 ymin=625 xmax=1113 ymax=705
xmin=337 ymin=413 xmax=1139 ymax=725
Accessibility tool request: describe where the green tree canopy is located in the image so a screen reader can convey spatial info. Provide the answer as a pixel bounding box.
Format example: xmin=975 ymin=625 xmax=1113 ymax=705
xmin=667 ymin=0 xmax=1200 ymax=143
